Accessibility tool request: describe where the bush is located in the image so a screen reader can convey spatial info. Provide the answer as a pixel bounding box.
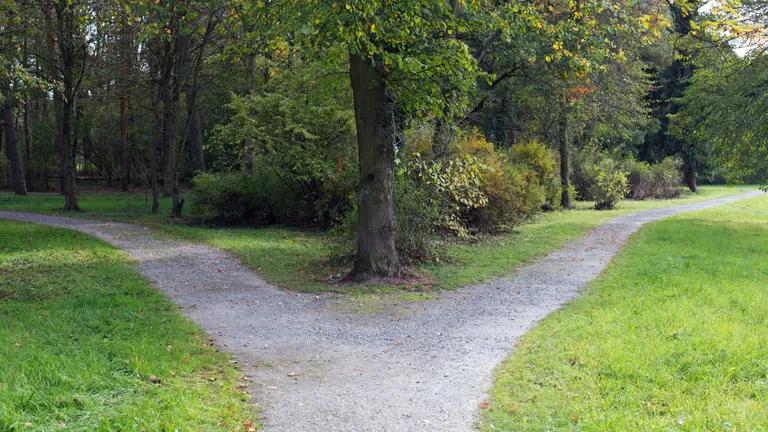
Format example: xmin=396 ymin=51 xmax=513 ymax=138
xmin=188 ymin=157 xmax=356 ymax=227
xmin=470 ymin=162 xmax=544 ymax=232
xmin=187 ymin=171 xmax=288 ymax=225
xmin=626 ymin=156 xmax=684 ymax=199
xmin=590 ymin=159 xmax=629 ymax=210
xmin=507 ymin=140 xmax=561 ymax=210
xmin=453 ymin=134 xmax=550 ymax=233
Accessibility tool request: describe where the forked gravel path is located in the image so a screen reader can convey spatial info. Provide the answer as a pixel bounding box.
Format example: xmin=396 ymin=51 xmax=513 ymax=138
xmin=0 ymin=191 xmax=761 ymax=432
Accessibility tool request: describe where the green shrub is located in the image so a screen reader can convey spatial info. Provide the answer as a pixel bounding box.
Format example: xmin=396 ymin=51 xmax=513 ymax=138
xmin=450 ymin=135 xmax=548 ymax=233
xmin=406 ymin=153 xmax=488 ymax=238
xmin=507 ymin=140 xmax=561 ymax=210
xmin=187 ymin=171 xmax=285 ymax=225
xmin=187 ymin=159 xmax=355 ymax=227
xmin=590 ymin=159 xmax=629 ymax=210
xmin=626 ymin=156 xmax=684 ymax=199
xmin=470 ymin=162 xmax=545 ymax=232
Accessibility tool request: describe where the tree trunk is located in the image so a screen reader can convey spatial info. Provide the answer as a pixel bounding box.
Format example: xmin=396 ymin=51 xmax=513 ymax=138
xmin=118 ymin=10 xmax=132 ymax=192
xmin=1 ymin=86 xmax=27 ymax=195
xmin=558 ymin=98 xmax=571 ymax=209
xmin=242 ymin=54 xmax=256 ymax=175
xmin=119 ymin=89 xmax=129 ymax=191
xmin=432 ymin=117 xmax=451 ymax=159
xmin=348 ymin=52 xmax=401 ymax=280
xmin=60 ymin=93 xmax=77 ymax=210
xmin=44 ymin=0 xmax=78 ymax=210
xmin=150 ymin=100 xmax=161 ymax=213
xmin=23 ymin=100 xmax=32 ymax=191
xmin=186 ymin=82 xmax=205 ymax=173
xmin=684 ymin=163 xmax=698 ymax=192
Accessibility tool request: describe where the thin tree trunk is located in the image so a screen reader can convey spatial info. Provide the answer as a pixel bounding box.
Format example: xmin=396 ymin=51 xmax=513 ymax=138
xmin=150 ymin=99 xmax=161 ymax=213
xmin=1 ymin=85 xmax=27 ymax=195
xmin=558 ymin=97 xmax=571 ymax=209
xmin=118 ymin=8 xmax=132 ymax=192
xmin=186 ymin=82 xmax=204 ymax=173
xmin=348 ymin=52 xmax=401 ymax=280
xmin=60 ymin=92 xmax=77 ymax=210
xmin=242 ymin=53 xmax=256 ymax=175
xmin=44 ymin=0 xmax=78 ymax=210
xmin=119 ymin=89 xmax=129 ymax=191
xmin=23 ymin=100 xmax=32 ymax=191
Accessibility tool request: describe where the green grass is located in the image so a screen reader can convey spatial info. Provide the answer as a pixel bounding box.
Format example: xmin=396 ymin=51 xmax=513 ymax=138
xmin=0 ymin=220 xmax=257 ymax=431
xmin=482 ymin=196 xmax=768 ymax=431
xmin=0 ymin=186 xmax=753 ymax=293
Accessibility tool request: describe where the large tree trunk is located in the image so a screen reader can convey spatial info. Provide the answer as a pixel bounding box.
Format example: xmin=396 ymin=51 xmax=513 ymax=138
xmin=348 ymin=53 xmax=401 ymax=280
xmin=558 ymin=97 xmax=571 ymax=209
xmin=1 ymin=85 xmax=27 ymax=195
xmin=684 ymin=163 xmax=698 ymax=192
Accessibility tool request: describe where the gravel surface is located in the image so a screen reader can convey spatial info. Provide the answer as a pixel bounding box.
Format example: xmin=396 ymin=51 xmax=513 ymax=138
xmin=0 ymin=191 xmax=761 ymax=432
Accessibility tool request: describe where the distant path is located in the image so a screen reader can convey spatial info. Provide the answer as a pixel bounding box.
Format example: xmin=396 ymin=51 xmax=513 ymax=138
xmin=0 ymin=191 xmax=761 ymax=432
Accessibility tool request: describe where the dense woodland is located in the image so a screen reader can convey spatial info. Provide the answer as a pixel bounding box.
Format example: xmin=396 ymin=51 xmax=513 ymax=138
xmin=0 ymin=0 xmax=766 ymax=280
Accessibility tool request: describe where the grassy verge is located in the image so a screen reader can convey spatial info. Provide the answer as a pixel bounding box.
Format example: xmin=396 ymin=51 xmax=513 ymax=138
xmin=0 ymin=220 xmax=257 ymax=431
xmin=0 ymin=186 xmax=752 ymax=293
xmin=483 ymin=196 xmax=768 ymax=431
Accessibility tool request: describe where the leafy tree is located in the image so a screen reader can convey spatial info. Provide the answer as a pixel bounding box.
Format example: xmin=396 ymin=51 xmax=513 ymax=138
xmin=286 ymin=0 xmax=484 ymax=279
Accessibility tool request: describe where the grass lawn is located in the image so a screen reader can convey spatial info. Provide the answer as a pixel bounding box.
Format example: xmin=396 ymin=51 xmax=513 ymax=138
xmin=482 ymin=196 xmax=768 ymax=431
xmin=0 ymin=220 xmax=257 ymax=431
xmin=0 ymin=186 xmax=754 ymax=293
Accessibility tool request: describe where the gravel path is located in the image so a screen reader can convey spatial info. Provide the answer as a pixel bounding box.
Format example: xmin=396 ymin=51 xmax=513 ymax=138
xmin=0 ymin=191 xmax=761 ymax=432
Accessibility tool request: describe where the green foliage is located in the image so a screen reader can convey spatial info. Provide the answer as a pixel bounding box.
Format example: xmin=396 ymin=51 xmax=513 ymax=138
xmin=508 ymin=140 xmax=562 ymax=210
xmin=201 ymin=56 xmax=358 ymax=227
xmin=406 ymin=153 xmax=488 ymax=238
xmin=573 ymin=146 xmax=630 ymax=209
xmin=672 ymin=51 xmax=768 ymax=183
xmin=591 ymin=160 xmax=630 ymax=210
xmin=626 ymin=156 xmax=684 ymax=200
xmin=453 ymin=133 xmax=553 ymax=233
xmin=287 ymin=0 xmax=486 ymax=119
xmin=188 ymin=172 xmax=273 ymax=225
xmin=188 ymin=161 xmax=354 ymax=227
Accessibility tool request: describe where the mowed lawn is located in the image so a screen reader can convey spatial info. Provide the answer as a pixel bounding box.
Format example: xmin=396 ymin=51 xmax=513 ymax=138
xmin=0 ymin=221 xmax=256 ymax=431
xmin=0 ymin=187 xmax=752 ymax=294
xmin=483 ymin=196 xmax=768 ymax=431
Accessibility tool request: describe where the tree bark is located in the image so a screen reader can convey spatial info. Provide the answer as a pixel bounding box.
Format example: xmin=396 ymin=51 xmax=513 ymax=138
xmin=43 ymin=0 xmax=78 ymax=210
xmin=186 ymin=83 xmax=205 ymax=173
xmin=150 ymin=98 xmax=161 ymax=214
xmin=242 ymin=54 xmax=256 ymax=175
xmin=432 ymin=116 xmax=452 ymax=159
xmin=1 ymin=85 xmax=27 ymax=195
xmin=684 ymin=163 xmax=698 ymax=192
xmin=558 ymin=97 xmax=572 ymax=209
xmin=119 ymin=89 xmax=129 ymax=191
xmin=348 ymin=52 xmax=401 ymax=280
xmin=118 ymin=9 xmax=132 ymax=192
xmin=23 ymin=100 xmax=32 ymax=191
